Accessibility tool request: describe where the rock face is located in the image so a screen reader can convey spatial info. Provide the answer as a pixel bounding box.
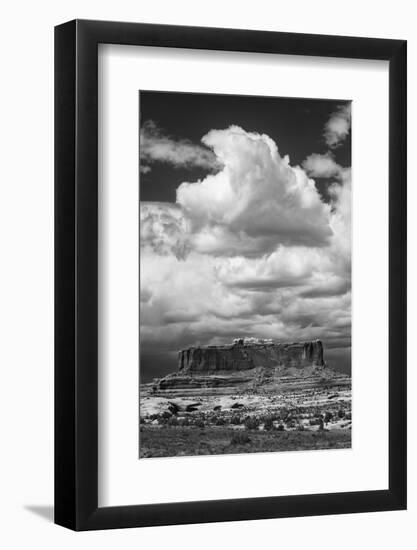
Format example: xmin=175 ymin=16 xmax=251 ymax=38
xmin=150 ymin=339 xmax=349 ymax=394
xmin=178 ymin=339 xmax=324 ymax=373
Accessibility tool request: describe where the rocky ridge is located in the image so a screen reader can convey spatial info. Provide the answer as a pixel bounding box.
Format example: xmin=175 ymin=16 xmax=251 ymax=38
xmin=152 ymin=339 xmax=348 ymax=394
xmin=178 ymin=339 xmax=324 ymax=372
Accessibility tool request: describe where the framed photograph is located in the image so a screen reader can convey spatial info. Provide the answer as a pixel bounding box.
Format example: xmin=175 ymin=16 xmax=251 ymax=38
xmin=55 ymin=19 xmax=406 ymax=530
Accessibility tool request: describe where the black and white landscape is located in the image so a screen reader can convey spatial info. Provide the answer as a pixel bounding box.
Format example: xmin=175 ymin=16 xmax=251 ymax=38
xmin=139 ymin=92 xmax=352 ymax=458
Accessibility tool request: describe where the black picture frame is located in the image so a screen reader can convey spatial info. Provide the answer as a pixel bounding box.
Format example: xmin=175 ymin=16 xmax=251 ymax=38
xmin=55 ymin=19 xmax=407 ymax=531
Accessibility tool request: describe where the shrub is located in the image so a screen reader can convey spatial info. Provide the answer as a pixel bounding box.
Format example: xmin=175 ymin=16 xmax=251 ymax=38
xmin=324 ymin=411 xmax=333 ymax=424
xmin=230 ymin=432 xmax=251 ymax=445
xmin=280 ymin=407 xmax=289 ymax=419
xmin=230 ymin=414 xmax=242 ymax=425
xmin=263 ymin=416 xmax=274 ymax=431
xmin=155 ymin=415 xmax=166 ymax=425
xmin=244 ymin=416 xmax=260 ymax=430
xmin=167 ymin=416 xmax=178 ymax=427
xmin=194 ymin=418 xmax=205 ymax=429
xmin=215 ymin=417 xmax=226 ymax=426
xmin=178 ymin=417 xmax=190 ymax=427
xmin=296 ymin=423 xmax=305 ymax=431
xmin=276 ymin=424 xmax=285 ymax=431
xmin=337 ymin=409 xmax=345 ymax=419
xmin=209 ymin=413 xmax=226 ymax=426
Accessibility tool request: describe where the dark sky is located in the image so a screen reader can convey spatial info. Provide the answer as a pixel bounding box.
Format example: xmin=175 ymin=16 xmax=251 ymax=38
xmin=139 ymin=90 xmax=351 ymax=204
xmin=139 ymin=91 xmax=351 ymax=383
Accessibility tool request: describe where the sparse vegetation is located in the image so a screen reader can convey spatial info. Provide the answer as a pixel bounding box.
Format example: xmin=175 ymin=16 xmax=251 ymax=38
xmin=244 ymin=416 xmax=260 ymax=430
xmin=193 ymin=418 xmax=205 ymax=429
xmin=139 ymin=426 xmax=351 ymax=458
xmin=215 ymin=417 xmax=227 ymax=426
xmin=230 ymin=414 xmax=242 ymax=425
xmin=140 ymin=377 xmax=352 ymax=457
xmin=230 ymin=432 xmax=251 ymax=445
xmin=324 ymin=411 xmax=333 ymax=424
xmin=263 ymin=415 xmax=274 ymax=431
xmin=178 ymin=416 xmax=190 ymax=427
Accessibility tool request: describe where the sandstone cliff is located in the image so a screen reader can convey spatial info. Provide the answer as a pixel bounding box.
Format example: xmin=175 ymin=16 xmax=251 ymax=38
xmin=178 ymin=339 xmax=324 ymax=373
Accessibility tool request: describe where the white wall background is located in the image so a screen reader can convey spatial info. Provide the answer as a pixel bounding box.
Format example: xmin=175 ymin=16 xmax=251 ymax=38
xmin=0 ymin=1 xmax=414 ymax=548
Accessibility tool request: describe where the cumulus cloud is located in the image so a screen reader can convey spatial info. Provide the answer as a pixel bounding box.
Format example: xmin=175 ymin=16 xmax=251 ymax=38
xmin=140 ymin=165 xmax=151 ymax=174
xmin=302 ymin=152 xmax=341 ymax=178
xmin=140 ymin=202 xmax=190 ymax=260
xmin=176 ymin=126 xmax=333 ymax=256
xmin=216 ymin=246 xmax=331 ymax=291
xmin=328 ymin=168 xmax=352 ymax=261
xmin=140 ymin=120 xmax=222 ymax=172
xmin=324 ymin=103 xmax=351 ymax=148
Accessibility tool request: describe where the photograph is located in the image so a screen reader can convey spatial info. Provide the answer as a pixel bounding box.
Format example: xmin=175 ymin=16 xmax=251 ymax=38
xmin=138 ymin=90 xmax=352 ymax=458
xmin=0 ymin=2 xmax=408 ymax=542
